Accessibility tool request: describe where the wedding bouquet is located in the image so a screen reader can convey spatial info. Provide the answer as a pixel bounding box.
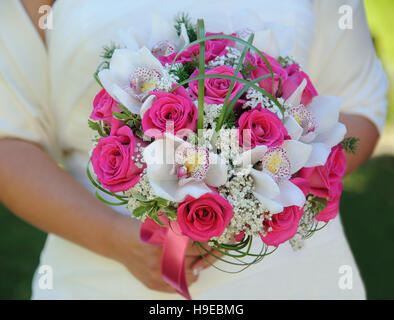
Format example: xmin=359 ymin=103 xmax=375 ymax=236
xmin=87 ymin=13 xmax=358 ymax=299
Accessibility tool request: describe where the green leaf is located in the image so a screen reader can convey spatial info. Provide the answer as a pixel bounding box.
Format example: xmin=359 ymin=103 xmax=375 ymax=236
xmin=88 ymin=119 xmax=105 ymax=137
xmin=132 ymin=205 xmax=151 ymax=218
xmin=310 ymin=195 xmax=328 ymax=214
xmin=88 ymin=119 xmax=100 ymax=131
xmin=93 ymin=61 xmax=109 ymax=87
xmin=161 ymin=206 xmax=178 ymax=220
xmin=152 ymin=214 xmax=166 ymax=226
xmin=117 ymin=104 xmax=133 ymax=116
xmin=156 ymin=197 xmax=170 ymax=207
xmin=112 ymin=111 xmax=129 ymax=121
xmin=341 ymin=136 xmax=360 ymax=155
xmin=129 ymin=192 xmax=148 ymax=202
xmin=100 ymin=43 xmax=120 ymax=60
xmin=174 ymin=12 xmax=197 ymax=42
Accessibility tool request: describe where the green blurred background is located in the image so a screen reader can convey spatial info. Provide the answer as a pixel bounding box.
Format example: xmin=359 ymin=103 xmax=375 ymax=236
xmin=0 ymin=0 xmax=393 ymax=299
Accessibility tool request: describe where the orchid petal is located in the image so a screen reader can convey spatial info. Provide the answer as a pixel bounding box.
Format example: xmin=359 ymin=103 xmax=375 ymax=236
xmin=98 ymin=69 xmax=117 ymax=100
xmin=236 ymin=145 xmax=267 ymax=167
xmin=304 ymin=142 xmax=331 ymax=167
xmin=299 ymin=131 xmax=316 ymax=144
xmin=140 ymin=95 xmax=156 ymax=118
xmin=111 ymin=84 xmax=140 ymax=114
xmin=204 ymin=153 xmax=228 ymax=187
xmin=137 ymin=47 xmax=166 ymax=74
xmin=282 ymin=140 xmax=312 ymax=174
xmin=308 ymin=95 xmax=342 ymax=135
xmin=285 ymin=78 xmax=307 ymax=106
xmin=147 ymin=165 xmax=178 ymax=201
xmin=274 ymin=180 xmax=306 ymax=208
xmin=284 ymin=116 xmax=303 ymax=140
xmin=314 ymin=122 xmax=347 ymax=148
xmin=150 ymin=13 xmax=179 ymax=47
xmin=253 ymin=192 xmax=283 ymax=214
xmin=175 ymin=181 xmax=211 ymax=201
xmin=110 ymin=48 xmax=137 ymax=85
xmin=179 ymin=23 xmax=190 ymax=46
xmin=250 ymin=168 xmax=280 ymax=199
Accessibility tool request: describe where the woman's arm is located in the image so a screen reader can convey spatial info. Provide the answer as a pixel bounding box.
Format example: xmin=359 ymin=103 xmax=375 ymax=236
xmin=0 ymin=139 xmax=200 ymax=292
xmin=339 ymin=113 xmax=380 ymax=175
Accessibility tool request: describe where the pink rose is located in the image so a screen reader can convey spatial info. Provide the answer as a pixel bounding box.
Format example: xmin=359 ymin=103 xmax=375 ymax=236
xmin=260 ymin=205 xmax=304 ymax=247
xmin=158 ymin=41 xmax=216 ymax=65
xmin=315 ymin=181 xmax=343 ymax=222
xmin=298 ymin=145 xmax=346 ymax=222
xmin=188 ymin=65 xmax=244 ymax=104
xmin=177 ymin=193 xmax=233 ymax=241
xmin=245 ymin=51 xmax=288 ymax=96
xmin=206 ymin=32 xmax=236 ymax=57
xmin=281 ymin=63 xmax=318 ymax=106
xmin=142 ymin=86 xmax=197 ymax=138
xmin=90 ymin=88 xmax=122 ymax=122
xmin=238 ymin=104 xmax=289 ymax=149
xmin=91 ymin=120 xmax=145 ymax=193
xmin=298 ymin=145 xmax=346 ymax=198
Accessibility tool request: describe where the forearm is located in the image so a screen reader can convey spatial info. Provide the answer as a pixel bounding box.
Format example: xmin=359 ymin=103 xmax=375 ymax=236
xmin=339 ymin=113 xmax=380 ymax=175
xmin=0 ymin=139 xmax=138 ymax=262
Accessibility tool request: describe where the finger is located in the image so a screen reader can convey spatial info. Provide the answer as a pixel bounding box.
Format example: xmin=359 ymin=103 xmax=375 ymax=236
xmin=145 ymin=279 xmax=176 ymax=293
xmin=185 ymin=241 xmax=213 ymax=257
xmin=186 ymin=269 xmax=199 ymax=285
xmin=191 ymin=248 xmax=222 ymax=275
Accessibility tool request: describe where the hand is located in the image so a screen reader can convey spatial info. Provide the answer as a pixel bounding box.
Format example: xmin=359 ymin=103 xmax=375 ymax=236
xmin=112 ymin=215 xmax=222 ymax=293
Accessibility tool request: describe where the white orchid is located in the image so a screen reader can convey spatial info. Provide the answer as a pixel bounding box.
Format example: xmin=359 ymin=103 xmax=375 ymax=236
xmin=237 ymin=140 xmax=312 ymax=214
xmin=284 ymin=79 xmax=347 ymax=167
xmin=119 ymin=13 xmax=189 ymax=53
xmin=98 ymin=46 xmax=167 ymax=114
xmin=227 ymin=10 xmax=295 ymax=59
xmin=143 ymin=133 xmax=228 ymax=202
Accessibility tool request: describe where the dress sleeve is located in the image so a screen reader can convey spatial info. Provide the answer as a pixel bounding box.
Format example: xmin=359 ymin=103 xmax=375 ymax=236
xmin=308 ymin=0 xmax=388 ymax=133
xmin=0 ymin=1 xmax=59 ymax=159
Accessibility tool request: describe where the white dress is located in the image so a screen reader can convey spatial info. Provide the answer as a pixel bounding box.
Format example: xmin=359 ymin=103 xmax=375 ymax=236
xmin=0 ymin=0 xmax=388 ymax=299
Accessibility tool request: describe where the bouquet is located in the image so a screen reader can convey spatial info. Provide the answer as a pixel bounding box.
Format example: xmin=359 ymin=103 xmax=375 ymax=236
xmin=87 ymin=13 xmax=358 ymax=299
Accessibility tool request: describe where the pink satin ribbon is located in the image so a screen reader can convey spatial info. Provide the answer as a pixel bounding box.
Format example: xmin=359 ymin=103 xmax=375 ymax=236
xmin=140 ymin=217 xmax=191 ymax=300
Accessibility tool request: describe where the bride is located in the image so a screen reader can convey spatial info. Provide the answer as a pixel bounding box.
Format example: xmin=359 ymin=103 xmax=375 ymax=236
xmin=0 ymin=0 xmax=387 ymax=299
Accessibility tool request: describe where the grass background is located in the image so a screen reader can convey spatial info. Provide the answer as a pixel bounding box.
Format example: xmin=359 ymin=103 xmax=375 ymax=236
xmin=0 ymin=0 xmax=393 ymax=299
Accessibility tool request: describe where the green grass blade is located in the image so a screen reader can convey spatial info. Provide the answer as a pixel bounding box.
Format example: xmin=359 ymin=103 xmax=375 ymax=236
xmin=215 ymin=33 xmax=254 ymax=131
xmin=196 ymin=19 xmax=205 ymax=133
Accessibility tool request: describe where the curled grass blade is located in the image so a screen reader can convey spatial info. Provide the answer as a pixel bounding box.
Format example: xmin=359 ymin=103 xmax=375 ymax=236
xmin=95 ymin=190 xmax=128 ymax=206
xmin=86 ymin=161 xmax=128 ymax=202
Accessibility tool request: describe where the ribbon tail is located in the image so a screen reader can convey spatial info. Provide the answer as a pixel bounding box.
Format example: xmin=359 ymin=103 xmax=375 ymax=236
xmin=161 ymin=228 xmax=191 ymax=300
